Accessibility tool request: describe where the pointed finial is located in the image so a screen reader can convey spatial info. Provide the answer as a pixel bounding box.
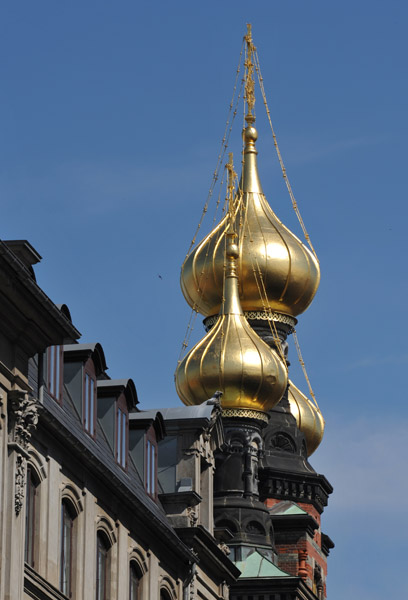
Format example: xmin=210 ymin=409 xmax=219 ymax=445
xmin=244 ymin=23 xmax=256 ymax=125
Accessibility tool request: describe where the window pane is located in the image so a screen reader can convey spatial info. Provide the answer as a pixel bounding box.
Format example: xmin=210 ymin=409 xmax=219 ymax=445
xmin=84 ymin=374 xmax=89 ymax=431
xmin=151 ymin=444 xmax=156 ymax=495
xmin=146 ymin=442 xmax=151 ymax=494
xmin=55 ymin=346 xmax=60 ymax=399
xmin=117 ymin=408 xmax=122 ymax=463
xmin=121 ymin=412 xmax=126 ymax=468
xmin=96 ymin=535 xmax=107 ymax=600
xmin=49 ymin=347 xmax=55 ymax=395
xmin=60 ymin=503 xmax=73 ymax=596
xmin=25 ymin=470 xmax=36 ymax=566
xmin=129 ymin=564 xmax=140 ymax=600
xmin=90 ymin=378 xmax=95 ymax=435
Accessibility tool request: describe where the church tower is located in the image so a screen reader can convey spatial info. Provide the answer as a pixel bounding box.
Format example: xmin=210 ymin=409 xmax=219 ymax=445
xmin=175 ymin=25 xmax=334 ymax=599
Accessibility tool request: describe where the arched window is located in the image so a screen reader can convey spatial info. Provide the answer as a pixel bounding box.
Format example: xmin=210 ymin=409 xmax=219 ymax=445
xmin=160 ymin=589 xmax=172 ymax=600
xmin=129 ymin=561 xmax=141 ymax=600
xmin=25 ymin=467 xmax=38 ymax=567
xmin=60 ymin=500 xmax=74 ymax=596
xmin=96 ymin=532 xmax=110 ymax=600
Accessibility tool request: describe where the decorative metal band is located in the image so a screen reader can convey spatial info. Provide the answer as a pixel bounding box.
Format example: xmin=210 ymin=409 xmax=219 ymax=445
xmin=204 ymin=311 xmax=297 ymax=331
xmin=221 ymin=409 xmax=269 ymax=423
xmin=244 ymin=311 xmax=297 ymax=328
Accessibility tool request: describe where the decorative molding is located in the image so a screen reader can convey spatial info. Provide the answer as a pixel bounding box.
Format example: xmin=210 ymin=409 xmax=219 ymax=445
xmin=204 ymin=311 xmax=297 ymax=331
xmin=222 ymin=408 xmax=269 ymax=423
xmin=96 ymin=514 xmax=117 ymax=546
xmin=15 ymin=454 xmax=26 ymax=515
xmin=61 ymin=482 xmax=84 ymax=516
xmin=7 ymin=391 xmax=39 ymax=515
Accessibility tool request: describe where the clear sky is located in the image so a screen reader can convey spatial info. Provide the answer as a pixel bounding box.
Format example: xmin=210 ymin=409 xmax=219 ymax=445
xmin=1 ymin=1 xmax=407 ymax=598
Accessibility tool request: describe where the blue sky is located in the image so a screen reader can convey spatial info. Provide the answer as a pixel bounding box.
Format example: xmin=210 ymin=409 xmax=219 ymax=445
xmin=1 ymin=1 xmax=407 ymax=598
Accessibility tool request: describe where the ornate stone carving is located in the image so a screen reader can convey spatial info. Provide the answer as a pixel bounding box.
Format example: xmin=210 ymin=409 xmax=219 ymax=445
xmin=186 ymin=506 xmax=198 ymax=527
xmin=0 ymin=391 xmax=3 ymax=429
xmin=218 ymin=542 xmax=231 ymax=555
xmin=8 ymin=391 xmax=39 ymax=449
xmin=15 ymin=454 xmax=26 ymax=514
xmin=7 ymin=391 xmax=39 ymax=515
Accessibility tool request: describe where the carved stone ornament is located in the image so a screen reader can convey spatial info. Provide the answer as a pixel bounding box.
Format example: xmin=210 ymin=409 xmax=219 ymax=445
xmin=218 ymin=541 xmax=231 ymax=556
xmin=15 ymin=454 xmax=26 ymax=515
xmin=8 ymin=390 xmax=39 ymax=449
xmin=0 ymin=391 xmax=3 ymax=429
xmin=7 ymin=391 xmax=39 ymax=515
xmin=186 ymin=506 xmax=198 ymax=527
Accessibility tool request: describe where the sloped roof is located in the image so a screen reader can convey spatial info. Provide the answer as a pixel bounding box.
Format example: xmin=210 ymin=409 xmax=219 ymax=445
xmin=234 ymin=550 xmax=291 ymax=578
xmin=268 ymin=501 xmax=308 ymax=516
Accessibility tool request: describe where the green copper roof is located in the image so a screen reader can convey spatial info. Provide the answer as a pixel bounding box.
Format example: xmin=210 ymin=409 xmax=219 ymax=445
xmin=268 ymin=501 xmax=308 ymax=516
xmin=234 ymin=551 xmax=291 ymax=578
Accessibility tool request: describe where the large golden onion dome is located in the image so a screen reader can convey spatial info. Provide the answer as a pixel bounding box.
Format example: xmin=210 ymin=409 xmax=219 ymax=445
xmin=287 ymin=380 xmax=325 ymax=456
xmin=180 ymin=125 xmax=320 ymax=319
xmin=176 ymin=230 xmax=288 ymax=418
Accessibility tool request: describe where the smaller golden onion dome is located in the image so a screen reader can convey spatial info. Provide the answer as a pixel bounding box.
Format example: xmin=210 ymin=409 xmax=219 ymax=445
xmin=176 ymin=235 xmax=288 ymax=416
xmin=287 ymin=380 xmax=325 ymax=456
xmin=180 ymin=125 xmax=320 ymax=319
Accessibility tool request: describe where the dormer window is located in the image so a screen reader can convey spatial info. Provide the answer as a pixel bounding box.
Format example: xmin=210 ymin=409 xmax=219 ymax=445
xmin=84 ymin=360 xmax=96 ymax=436
xmin=116 ymin=394 xmax=128 ymax=469
xmin=46 ymin=345 xmax=63 ymax=402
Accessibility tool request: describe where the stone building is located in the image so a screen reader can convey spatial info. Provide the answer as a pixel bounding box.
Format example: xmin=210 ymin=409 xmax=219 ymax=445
xmin=0 ymin=240 xmax=238 ymax=600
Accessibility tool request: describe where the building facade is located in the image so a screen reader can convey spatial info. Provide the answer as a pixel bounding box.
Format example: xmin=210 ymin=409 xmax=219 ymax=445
xmin=0 ymin=240 xmax=238 ymax=600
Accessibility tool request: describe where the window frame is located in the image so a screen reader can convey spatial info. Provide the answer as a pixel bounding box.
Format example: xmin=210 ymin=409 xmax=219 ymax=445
xmin=60 ymin=500 xmax=74 ymax=597
xmin=129 ymin=561 xmax=142 ymax=600
xmin=96 ymin=531 xmax=110 ymax=600
xmin=25 ymin=466 xmax=37 ymax=567
xmin=46 ymin=345 xmax=63 ymax=402
xmin=115 ymin=393 xmax=128 ymax=470
xmin=83 ymin=359 xmax=97 ymax=437
xmin=145 ymin=427 xmax=158 ymax=500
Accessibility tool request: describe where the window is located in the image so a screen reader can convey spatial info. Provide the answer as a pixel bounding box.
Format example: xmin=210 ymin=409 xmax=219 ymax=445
xmin=84 ymin=368 xmax=96 ymax=436
xmin=129 ymin=562 xmax=141 ymax=600
xmin=116 ymin=394 xmax=128 ymax=469
xmin=96 ymin=532 xmax=110 ymax=600
xmin=46 ymin=345 xmax=63 ymax=401
xmin=145 ymin=431 xmax=157 ymax=498
xmin=25 ymin=467 xmax=37 ymax=567
xmin=60 ymin=501 xmax=74 ymax=596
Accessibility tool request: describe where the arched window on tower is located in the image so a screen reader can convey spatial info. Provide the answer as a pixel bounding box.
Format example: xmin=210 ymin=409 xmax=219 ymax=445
xmin=25 ymin=466 xmax=38 ymax=567
xmin=96 ymin=531 xmax=111 ymax=600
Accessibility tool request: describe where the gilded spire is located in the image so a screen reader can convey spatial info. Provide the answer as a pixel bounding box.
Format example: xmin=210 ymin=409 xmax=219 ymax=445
xmin=180 ymin=25 xmax=320 ymax=319
xmin=244 ymin=24 xmax=256 ymax=126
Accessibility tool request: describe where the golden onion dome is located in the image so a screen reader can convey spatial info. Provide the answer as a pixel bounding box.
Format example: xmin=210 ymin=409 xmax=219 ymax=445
xmin=287 ymin=380 xmax=324 ymax=456
xmin=176 ymin=236 xmax=288 ymax=417
xmin=180 ymin=125 xmax=320 ymax=318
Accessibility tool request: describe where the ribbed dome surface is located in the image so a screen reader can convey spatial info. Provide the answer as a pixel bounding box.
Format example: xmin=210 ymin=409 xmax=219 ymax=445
xmin=180 ymin=126 xmax=320 ymax=318
xmin=176 ymin=239 xmax=288 ymax=414
xmin=287 ymin=380 xmax=325 ymax=456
